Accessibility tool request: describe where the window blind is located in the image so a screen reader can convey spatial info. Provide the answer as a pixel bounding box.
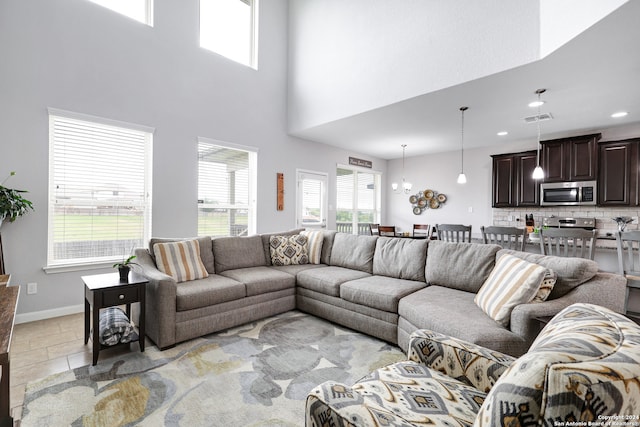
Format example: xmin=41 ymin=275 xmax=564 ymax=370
xmin=48 ymin=112 xmax=152 ymax=267
xmin=336 ymin=167 xmax=380 ymax=235
xmin=198 ymin=141 xmax=255 ymax=237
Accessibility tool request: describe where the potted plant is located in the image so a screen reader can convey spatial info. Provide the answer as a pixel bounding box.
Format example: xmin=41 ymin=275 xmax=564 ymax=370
xmin=0 ymin=171 xmax=34 ymax=275
xmin=113 ymin=255 xmax=139 ymax=282
xmin=0 ymin=172 xmax=34 ymax=229
xmin=529 ymin=226 xmax=541 ymax=242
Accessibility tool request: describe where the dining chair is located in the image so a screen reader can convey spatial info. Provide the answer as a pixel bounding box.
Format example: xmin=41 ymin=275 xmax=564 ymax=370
xmin=435 ymin=224 xmax=472 ymax=243
xmin=615 ymin=230 xmax=640 ymax=320
xmin=369 ymin=224 xmax=380 ymax=236
xmin=378 ymin=225 xmax=396 ymax=237
xmin=538 ymin=228 xmax=596 ymax=260
xmin=412 ymin=224 xmax=430 ymax=239
xmin=480 ymin=226 xmax=526 ymax=251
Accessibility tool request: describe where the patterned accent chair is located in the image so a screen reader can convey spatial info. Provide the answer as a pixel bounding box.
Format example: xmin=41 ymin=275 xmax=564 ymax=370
xmin=306 ymin=303 xmax=640 ymax=426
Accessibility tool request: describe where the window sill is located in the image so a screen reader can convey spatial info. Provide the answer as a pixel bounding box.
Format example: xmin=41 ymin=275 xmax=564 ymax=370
xmin=43 ymin=261 xmax=115 ymax=274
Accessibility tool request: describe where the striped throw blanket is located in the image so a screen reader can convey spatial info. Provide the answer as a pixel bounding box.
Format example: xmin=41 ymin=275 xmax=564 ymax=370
xmin=99 ymin=307 xmax=135 ymax=346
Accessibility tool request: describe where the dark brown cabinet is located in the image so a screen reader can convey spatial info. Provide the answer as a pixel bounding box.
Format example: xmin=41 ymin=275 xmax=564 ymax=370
xmin=492 ymin=150 xmax=539 ymax=207
xmin=541 ymin=134 xmax=600 ymax=182
xmin=598 ymin=139 xmax=640 ymax=206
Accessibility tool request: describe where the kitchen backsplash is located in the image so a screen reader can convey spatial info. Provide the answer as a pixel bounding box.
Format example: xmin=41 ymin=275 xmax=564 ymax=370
xmin=492 ymin=206 xmax=639 ymax=241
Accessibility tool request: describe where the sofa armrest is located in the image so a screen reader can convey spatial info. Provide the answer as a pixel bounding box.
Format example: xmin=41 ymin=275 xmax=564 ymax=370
xmin=510 ymin=272 xmax=627 ymax=345
xmin=133 ymin=248 xmax=178 ymax=349
xmin=306 ymin=382 xmax=413 ymax=427
xmin=407 ymin=329 xmax=516 ymax=392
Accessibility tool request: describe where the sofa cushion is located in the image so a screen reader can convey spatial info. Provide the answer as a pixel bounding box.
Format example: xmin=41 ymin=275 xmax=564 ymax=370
xmin=175 ymin=274 xmax=246 ymax=311
xmin=497 ymin=249 xmax=598 ymax=299
xmin=153 ymin=239 xmax=209 ymax=283
xmin=398 ymin=286 xmax=528 ymax=356
xmin=270 ymin=263 xmax=327 ymax=276
xmin=476 ymin=303 xmax=640 ymax=425
xmin=329 ymin=233 xmax=378 ymax=273
xmin=474 ymin=253 xmax=547 ymax=327
xmin=219 ymin=266 xmax=295 ymax=297
xmin=213 ymin=235 xmax=267 ymax=273
xmin=426 ymin=241 xmax=501 ymax=292
xmin=149 ymin=236 xmax=214 ymax=274
xmin=296 ymin=266 xmax=371 ymax=296
xmin=340 ymin=276 xmax=426 ymax=312
xmin=300 ymin=230 xmax=324 ymax=264
xmin=269 ymin=234 xmax=309 ymax=266
xmin=373 ymin=237 xmax=428 ymax=281
xmin=260 ymin=228 xmax=304 ymax=265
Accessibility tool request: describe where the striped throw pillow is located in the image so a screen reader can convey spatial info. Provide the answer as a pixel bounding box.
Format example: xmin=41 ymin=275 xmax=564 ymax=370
xmin=153 ymin=239 xmax=209 ymax=283
xmin=474 ymin=253 xmax=547 ymax=327
xmin=301 ymin=230 xmax=324 ymax=264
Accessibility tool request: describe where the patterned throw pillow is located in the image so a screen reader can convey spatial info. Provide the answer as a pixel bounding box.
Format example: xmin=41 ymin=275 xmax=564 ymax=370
xmin=153 ymin=239 xmax=209 ymax=283
xmin=270 ymin=235 xmax=309 ymax=266
xmin=532 ymin=269 xmax=557 ymax=302
xmin=474 ymin=253 xmax=547 ymax=327
xmin=301 ymin=230 xmax=324 ymax=264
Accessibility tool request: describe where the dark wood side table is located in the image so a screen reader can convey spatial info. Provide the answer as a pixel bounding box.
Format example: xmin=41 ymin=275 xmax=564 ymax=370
xmin=0 ymin=280 xmax=19 ymax=422
xmin=83 ymin=272 xmax=147 ymax=365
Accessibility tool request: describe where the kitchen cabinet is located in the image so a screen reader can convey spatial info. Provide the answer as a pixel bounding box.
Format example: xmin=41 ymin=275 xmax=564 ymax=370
xmin=491 ymin=150 xmax=539 ymax=207
xmin=598 ymin=139 xmax=640 ymax=206
xmin=541 ymin=134 xmax=600 ymax=182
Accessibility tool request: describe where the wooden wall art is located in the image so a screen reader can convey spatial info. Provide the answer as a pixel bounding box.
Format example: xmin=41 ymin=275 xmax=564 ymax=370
xmin=277 ymin=173 xmax=284 ymax=211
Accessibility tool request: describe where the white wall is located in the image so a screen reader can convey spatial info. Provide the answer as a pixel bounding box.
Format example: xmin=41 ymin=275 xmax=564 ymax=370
xmin=386 ymin=123 xmax=640 ymax=238
xmin=0 ymin=0 xmax=385 ymax=319
xmin=288 ymin=0 xmax=540 ymax=133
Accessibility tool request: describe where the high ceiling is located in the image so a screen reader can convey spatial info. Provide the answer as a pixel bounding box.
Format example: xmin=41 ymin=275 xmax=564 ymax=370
xmin=290 ymin=1 xmax=640 ymax=160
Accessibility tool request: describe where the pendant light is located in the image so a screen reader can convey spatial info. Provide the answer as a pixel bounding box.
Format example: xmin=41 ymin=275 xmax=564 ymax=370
xmin=532 ymin=89 xmax=546 ymax=180
xmin=457 ymin=106 xmax=468 ymax=184
xmin=392 ymin=144 xmax=412 ymax=193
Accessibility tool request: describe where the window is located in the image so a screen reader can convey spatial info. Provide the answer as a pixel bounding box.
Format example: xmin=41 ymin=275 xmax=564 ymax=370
xmin=198 ymin=138 xmax=257 ymax=237
xmin=88 ymin=0 xmax=153 ymax=26
xmin=336 ymin=166 xmax=381 ymax=235
xmin=296 ymin=170 xmax=328 ymax=229
xmin=47 ymin=109 xmax=153 ymax=269
xmin=200 ymin=0 xmax=258 ymax=68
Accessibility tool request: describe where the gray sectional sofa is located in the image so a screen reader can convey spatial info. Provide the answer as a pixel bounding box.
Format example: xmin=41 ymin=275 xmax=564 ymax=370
xmin=134 ymin=229 xmax=626 ymax=356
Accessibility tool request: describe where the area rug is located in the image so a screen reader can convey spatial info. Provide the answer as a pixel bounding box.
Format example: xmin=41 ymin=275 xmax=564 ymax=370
xmin=21 ymin=311 xmax=405 ymax=426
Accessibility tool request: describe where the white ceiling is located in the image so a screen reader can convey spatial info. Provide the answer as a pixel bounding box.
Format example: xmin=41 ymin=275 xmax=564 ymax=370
xmin=290 ymin=1 xmax=640 ymax=160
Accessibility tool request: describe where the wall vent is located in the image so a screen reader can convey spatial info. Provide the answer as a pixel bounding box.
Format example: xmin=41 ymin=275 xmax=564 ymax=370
xmin=524 ymin=113 xmax=554 ymax=123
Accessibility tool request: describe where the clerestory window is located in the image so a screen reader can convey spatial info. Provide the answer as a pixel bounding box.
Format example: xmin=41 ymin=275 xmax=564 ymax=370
xmin=199 ymin=0 xmax=259 ymax=68
xmin=87 ymin=0 xmax=153 ymax=26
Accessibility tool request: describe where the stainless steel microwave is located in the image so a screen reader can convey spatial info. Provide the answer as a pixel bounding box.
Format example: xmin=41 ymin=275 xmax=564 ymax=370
xmin=540 ymin=180 xmax=597 ymax=206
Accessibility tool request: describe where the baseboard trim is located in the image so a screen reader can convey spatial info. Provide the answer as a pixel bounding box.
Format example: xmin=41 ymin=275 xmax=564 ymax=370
xmin=16 ymin=304 xmax=85 ymax=324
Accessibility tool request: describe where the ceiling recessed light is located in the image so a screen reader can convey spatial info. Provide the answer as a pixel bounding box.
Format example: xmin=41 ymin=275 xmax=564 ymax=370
xmin=611 ymin=111 xmax=628 ymax=118
xmin=528 ymin=100 xmax=545 ymax=108
xmin=497 ymin=131 xmax=508 ymax=136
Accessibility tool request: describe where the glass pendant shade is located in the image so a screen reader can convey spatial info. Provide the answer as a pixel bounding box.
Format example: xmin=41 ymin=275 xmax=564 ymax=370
xmin=393 ymin=144 xmax=411 ymax=193
xmin=532 ymin=165 xmax=544 ymax=180
xmin=531 ymin=89 xmax=546 ymax=180
xmin=457 ymin=106 xmax=468 ymax=184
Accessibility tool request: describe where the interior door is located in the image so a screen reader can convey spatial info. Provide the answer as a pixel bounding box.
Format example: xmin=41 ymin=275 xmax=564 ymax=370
xmin=296 ymin=170 xmax=328 ymax=230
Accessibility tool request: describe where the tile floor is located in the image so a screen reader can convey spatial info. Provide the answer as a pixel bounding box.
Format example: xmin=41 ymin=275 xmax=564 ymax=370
xmin=9 ymin=312 xmax=141 ymax=424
